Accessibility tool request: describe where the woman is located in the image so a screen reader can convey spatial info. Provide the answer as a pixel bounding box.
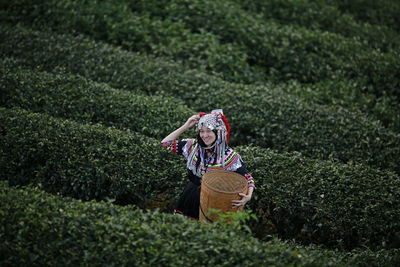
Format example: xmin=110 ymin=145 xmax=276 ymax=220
xmin=161 ymin=110 xmax=255 ymax=220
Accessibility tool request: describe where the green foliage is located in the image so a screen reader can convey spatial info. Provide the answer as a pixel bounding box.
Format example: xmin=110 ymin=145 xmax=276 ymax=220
xmin=169 ymin=77 xmax=400 ymax=175
xmin=0 ymin=24 xmax=186 ymax=96
xmin=214 ymin=210 xmax=259 ymax=234
xmin=327 ymin=0 xmax=400 ymax=32
xmin=233 ymin=0 xmax=400 ymax=52
xmin=2 ymin=0 xmax=400 ymax=100
xmin=345 ymin=248 xmax=400 ymax=267
xmin=279 ymin=79 xmax=400 ymax=131
xmin=0 ymin=182 xmax=339 ymax=266
xmin=1 ymin=106 xmax=399 ymax=250
xmin=2 ymin=182 xmax=400 ymax=266
xmin=0 ymin=107 xmax=186 ymax=205
xmin=129 ymin=0 xmax=400 ymax=100
xmin=1 ymin=0 xmax=400 ymax=262
xmin=0 ymin=0 xmax=261 ymax=84
xmin=0 ymin=61 xmax=193 ymax=140
xmin=238 ymin=145 xmax=400 ymax=250
xmin=1 ymin=26 xmax=399 ymax=175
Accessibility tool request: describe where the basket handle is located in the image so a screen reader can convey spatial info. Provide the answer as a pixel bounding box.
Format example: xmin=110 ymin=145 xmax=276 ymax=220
xmin=199 ymin=204 xmax=214 ymax=223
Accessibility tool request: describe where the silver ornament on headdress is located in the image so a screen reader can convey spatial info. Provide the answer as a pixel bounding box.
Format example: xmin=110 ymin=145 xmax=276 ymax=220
xmin=196 ymin=110 xmax=226 ymax=133
xmin=187 ymin=109 xmax=229 ymax=176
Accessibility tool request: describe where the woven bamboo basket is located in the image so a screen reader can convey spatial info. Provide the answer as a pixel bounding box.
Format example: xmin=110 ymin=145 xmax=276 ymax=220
xmin=199 ymin=170 xmax=248 ymax=223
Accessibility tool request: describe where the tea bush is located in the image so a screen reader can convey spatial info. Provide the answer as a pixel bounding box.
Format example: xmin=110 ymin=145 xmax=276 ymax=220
xmin=0 ymin=107 xmax=186 ymax=205
xmin=165 ymin=76 xmax=400 ymax=174
xmin=237 ymin=145 xmax=400 ymax=250
xmin=0 ymin=25 xmax=185 ymax=95
xmin=1 ymin=30 xmax=399 ymax=174
xmin=0 ymin=181 xmax=362 ymax=266
xmin=1 ymin=0 xmax=400 ymax=261
xmin=0 ymin=0 xmax=261 ymax=84
xmin=233 ymin=0 xmax=400 ymax=51
xmin=278 ymin=79 xmax=400 ymax=131
xmin=2 ymin=20 xmax=399 ymax=133
xmin=2 ymin=182 xmax=400 ymax=266
xmin=0 ymin=62 xmax=193 ymax=140
xmin=1 ymin=107 xmax=399 ymax=250
xmin=130 ymin=0 xmax=400 ymax=99
xmin=2 ymin=0 xmax=400 ymax=99
xmin=328 ymin=0 xmax=400 ymax=32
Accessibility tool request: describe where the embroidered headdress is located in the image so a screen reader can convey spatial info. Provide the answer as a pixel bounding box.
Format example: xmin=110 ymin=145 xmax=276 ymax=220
xmin=187 ymin=109 xmax=231 ymax=176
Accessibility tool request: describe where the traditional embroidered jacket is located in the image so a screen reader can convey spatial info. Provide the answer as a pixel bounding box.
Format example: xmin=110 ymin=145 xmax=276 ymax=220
xmin=162 ymin=139 xmax=255 ymax=187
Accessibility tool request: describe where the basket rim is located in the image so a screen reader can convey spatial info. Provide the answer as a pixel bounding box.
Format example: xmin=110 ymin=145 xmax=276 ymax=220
xmin=201 ymin=169 xmax=247 ymax=194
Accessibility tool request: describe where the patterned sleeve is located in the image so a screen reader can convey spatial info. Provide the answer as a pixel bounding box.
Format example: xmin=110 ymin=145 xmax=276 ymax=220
xmin=161 ymin=139 xmax=188 ymax=156
xmin=234 ymin=158 xmax=255 ymax=188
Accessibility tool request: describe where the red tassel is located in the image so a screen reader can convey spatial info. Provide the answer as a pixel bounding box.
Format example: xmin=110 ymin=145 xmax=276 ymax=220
xmin=221 ymin=114 xmax=231 ymax=143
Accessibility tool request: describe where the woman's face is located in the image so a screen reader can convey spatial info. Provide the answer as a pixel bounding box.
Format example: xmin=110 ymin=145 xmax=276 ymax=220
xmin=199 ymin=126 xmax=216 ymax=146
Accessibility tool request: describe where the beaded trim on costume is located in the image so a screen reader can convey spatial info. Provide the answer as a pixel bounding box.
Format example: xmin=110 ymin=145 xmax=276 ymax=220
xmin=161 ymin=139 xmax=255 ymax=187
xmin=182 ymin=139 xmax=243 ymax=177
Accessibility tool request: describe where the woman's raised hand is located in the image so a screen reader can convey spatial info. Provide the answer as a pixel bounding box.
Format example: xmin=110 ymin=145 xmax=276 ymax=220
xmin=184 ymin=114 xmax=200 ymax=129
xmin=161 ymin=114 xmax=200 ymax=143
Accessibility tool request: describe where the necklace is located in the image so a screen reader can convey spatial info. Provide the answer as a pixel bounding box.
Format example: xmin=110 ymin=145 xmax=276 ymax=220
xmin=200 ymin=151 xmax=214 ymax=176
xmin=203 ymin=143 xmax=216 ymax=150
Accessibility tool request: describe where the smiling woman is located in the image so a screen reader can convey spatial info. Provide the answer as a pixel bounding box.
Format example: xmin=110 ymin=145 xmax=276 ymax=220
xmin=199 ymin=126 xmax=217 ymax=147
xmin=161 ymin=109 xmax=255 ymax=220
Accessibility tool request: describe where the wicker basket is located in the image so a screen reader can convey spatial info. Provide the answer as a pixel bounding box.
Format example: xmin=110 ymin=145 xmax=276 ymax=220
xmin=199 ymin=170 xmax=248 ymax=223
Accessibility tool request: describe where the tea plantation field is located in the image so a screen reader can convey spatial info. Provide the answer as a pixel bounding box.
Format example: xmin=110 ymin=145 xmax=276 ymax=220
xmin=1 ymin=0 xmax=400 ymax=266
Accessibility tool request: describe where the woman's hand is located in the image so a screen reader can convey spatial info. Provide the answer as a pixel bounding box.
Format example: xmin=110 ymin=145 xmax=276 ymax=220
xmin=232 ymin=193 xmax=252 ymax=207
xmin=183 ymin=114 xmax=200 ymax=129
xmin=161 ymin=114 xmax=200 ymax=143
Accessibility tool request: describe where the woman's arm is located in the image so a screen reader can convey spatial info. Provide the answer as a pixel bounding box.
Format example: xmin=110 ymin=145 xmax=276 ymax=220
xmin=247 ymin=186 xmax=254 ymax=198
xmin=232 ymin=186 xmax=254 ymax=207
xmin=231 ymin=163 xmax=255 ymax=207
xmin=161 ymin=114 xmax=200 ymax=143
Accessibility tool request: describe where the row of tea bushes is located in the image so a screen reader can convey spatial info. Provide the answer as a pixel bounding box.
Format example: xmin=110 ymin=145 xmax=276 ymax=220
xmin=1 ymin=24 xmax=398 ymax=132
xmin=1 ymin=0 xmax=261 ymax=84
xmin=0 ymin=107 xmax=186 ymax=205
xmin=0 ymin=61 xmax=193 ymax=140
xmin=327 ymin=0 xmax=400 ymax=32
xmin=127 ymin=0 xmax=400 ymax=99
xmin=0 ymin=25 xmax=184 ymax=95
xmin=232 ymin=0 xmax=400 ymax=51
xmin=2 ymin=0 xmax=400 ymax=100
xmin=168 ymin=76 xmax=400 ymax=175
xmin=2 ymin=107 xmax=399 ymax=250
xmin=4 ymin=182 xmax=400 ymax=267
xmin=237 ymin=146 xmax=400 ymax=250
xmin=277 ymin=79 xmax=400 ymax=132
xmin=1 ymin=28 xmax=399 ymax=175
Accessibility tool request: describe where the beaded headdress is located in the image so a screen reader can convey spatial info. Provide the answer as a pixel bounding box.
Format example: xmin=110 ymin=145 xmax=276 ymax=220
xmin=187 ymin=109 xmax=231 ymax=175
